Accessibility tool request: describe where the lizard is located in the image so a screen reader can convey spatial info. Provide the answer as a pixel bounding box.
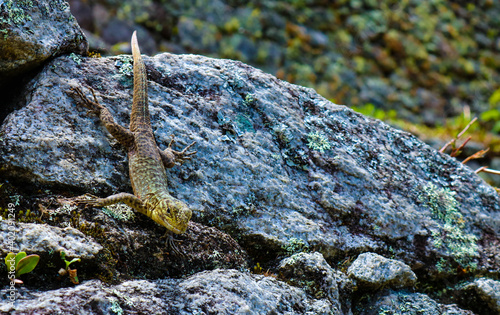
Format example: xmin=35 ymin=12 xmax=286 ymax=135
xmin=70 ymin=31 xmax=196 ymax=239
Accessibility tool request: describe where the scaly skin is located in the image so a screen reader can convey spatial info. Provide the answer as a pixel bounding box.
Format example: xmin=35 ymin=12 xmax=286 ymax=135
xmin=71 ymin=31 xmax=196 ymax=235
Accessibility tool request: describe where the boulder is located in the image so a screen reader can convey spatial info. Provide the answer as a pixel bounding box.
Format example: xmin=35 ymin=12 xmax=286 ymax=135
xmin=0 ymin=0 xmax=87 ymax=81
xmin=347 ymin=252 xmax=416 ymax=291
xmin=0 ymin=270 xmax=338 ymax=314
xmin=1 ymin=46 xmax=499 ymax=279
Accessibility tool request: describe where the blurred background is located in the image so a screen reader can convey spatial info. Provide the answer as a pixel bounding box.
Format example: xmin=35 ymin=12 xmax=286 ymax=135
xmin=68 ymin=0 xmax=500 ymax=186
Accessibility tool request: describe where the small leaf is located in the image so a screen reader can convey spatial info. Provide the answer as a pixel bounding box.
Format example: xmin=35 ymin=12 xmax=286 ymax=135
xmin=493 ymin=121 xmax=500 ymax=133
xmin=15 ymin=252 xmax=27 ymax=268
xmin=16 ymin=255 xmax=39 ymax=278
xmin=5 ymin=252 xmax=16 ymax=271
xmin=66 ymin=258 xmax=81 ymax=269
xmin=489 ymin=88 xmax=500 ymax=106
xmin=480 ymin=109 xmax=500 ymax=122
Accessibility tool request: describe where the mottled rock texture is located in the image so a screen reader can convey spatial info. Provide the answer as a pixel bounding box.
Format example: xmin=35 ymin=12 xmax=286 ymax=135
xmin=357 ymin=291 xmax=475 ymax=315
xmin=0 ymin=222 xmax=102 ymax=259
xmin=278 ymin=252 xmax=352 ymax=314
xmin=0 ymin=0 xmax=87 ymax=80
xmin=1 ymin=14 xmax=499 ymax=313
xmin=458 ymin=278 xmax=500 ymax=315
xmin=0 ymin=270 xmax=338 ymax=314
xmin=347 ymin=252 xmax=417 ymax=290
xmin=1 ymin=48 xmax=499 ymax=280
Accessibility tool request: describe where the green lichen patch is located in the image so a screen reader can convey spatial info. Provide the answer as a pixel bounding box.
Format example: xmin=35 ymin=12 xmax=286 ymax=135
xmin=419 ymin=183 xmax=479 ymax=272
xmin=307 ymin=131 xmax=331 ymax=153
xmin=115 ymin=56 xmax=133 ymax=77
xmin=0 ymin=0 xmax=33 ymax=28
xmin=69 ymin=53 xmax=82 ymax=65
xmin=282 ymin=237 xmax=309 ymax=256
xmin=102 ymin=203 xmax=135 ymax=222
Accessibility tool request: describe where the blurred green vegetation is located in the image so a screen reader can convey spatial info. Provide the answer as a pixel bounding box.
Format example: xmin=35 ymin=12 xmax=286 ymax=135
xmin=350 ymin=87 xmax=500 ymax=157
xmin=77 ymin=0 xmax=500 ymax=128
xmin=74 ymin=0 xmax=500 ymax=159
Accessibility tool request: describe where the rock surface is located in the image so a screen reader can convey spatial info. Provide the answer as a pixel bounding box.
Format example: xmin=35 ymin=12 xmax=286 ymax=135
xmin=357 ymin=291 xmax=475 ymax=315
xmin=458 ymin=278 xmax=500 ymax=315
xmin=1 ymin=6 xmax=499 ymax=314
xmin=0 ymin=0 xmax=87 ymax=80
xmin=0 ymin=270 xmax=338 ymax=314
xmin=1 ymin=43 xmax=499 ymax=280
xmin=278 ymin=252 xmax=352 ymax=314
xmin=0 ymin=221 xmax=102 ymax=259
xmin=347 ymin=252 xmax=417 ymax=291
xmin=0 ymin=196 xmax=249 ymax=286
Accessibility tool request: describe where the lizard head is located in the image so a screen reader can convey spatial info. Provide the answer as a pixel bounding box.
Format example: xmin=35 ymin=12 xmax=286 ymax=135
xmin=151 ymin=197 xmax=192 ymax=234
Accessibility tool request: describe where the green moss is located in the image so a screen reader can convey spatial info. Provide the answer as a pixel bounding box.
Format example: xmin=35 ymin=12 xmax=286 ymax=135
xmin=70 ymin=211 xmax=106 ymax=239
xmin=419 ymin=183 xmax=479 ymax=272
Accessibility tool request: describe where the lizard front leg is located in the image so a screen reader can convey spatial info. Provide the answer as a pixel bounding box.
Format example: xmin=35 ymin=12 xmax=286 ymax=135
xmin=70 ymin=87 xmax=135 ymax=149
xmin=159 ymin=135 xmax=197 ymax=169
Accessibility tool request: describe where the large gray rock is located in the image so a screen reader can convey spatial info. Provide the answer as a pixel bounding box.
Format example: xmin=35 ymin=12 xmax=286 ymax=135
xmin=0 ymin=197 xmax=248 ymax=284
xmin=347 ymin=252 xmax=417 ymax=291
xmin=0 ymin=221 xmax=102 ymax=259
xmin=0 ymin=48 xmax=499 ymax=279
xmin=0 ymin=0 xmax=87 ymax=81
xmin=0 ymin=269 xmax=337 ymax=314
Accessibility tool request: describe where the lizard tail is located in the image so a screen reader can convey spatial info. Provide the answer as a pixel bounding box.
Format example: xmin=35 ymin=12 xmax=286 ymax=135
xmin=130 ymin=31 xmax=151 ymax=133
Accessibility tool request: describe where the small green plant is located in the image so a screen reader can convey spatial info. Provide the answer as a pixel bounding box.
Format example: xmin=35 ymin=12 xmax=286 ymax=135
xmin=253 ymin=262 xmax=263 ymax=274
xmin=58 ymin=251 xmax=81 ymax=284
xmin=5 ymin=251 xmax=40 ymax=284
xmin=252 ymin=262 xmax=276 ymax=278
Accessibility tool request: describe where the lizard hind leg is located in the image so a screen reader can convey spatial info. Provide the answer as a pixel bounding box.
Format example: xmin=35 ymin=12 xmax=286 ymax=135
xmin=77 ymin=193 xmax=148 ymax=215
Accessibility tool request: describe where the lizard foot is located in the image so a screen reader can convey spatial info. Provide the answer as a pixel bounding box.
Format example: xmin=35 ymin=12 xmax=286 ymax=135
xmin=168 ymin=135 xmax=197 ymax=165
xmin=69 ymin=86 xmax=104 ymax=115
xmin=162 ymin=230 xmax=186 ymax=257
